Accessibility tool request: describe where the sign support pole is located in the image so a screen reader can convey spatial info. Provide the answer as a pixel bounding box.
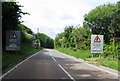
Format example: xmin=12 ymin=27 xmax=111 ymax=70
xmin=99 ymin=54 xmax=100 ymax=58
xmin=92 ymin=53 xmax=94 ymax=58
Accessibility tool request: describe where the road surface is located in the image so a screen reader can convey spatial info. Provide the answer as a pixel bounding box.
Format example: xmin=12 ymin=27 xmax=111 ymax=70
xmin=2 ymin=49 xmax=119 ymax=81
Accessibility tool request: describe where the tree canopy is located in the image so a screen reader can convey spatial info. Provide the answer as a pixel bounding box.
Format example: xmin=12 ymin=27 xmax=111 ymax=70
xmin=84 ymin=2 xmax=120 ymax=43
xmin=2 ymin=2 xmax=28 ymax=50
xmin=55 ymin=1 xmax=120 ymax=59
xmin=36 ymin=33 xmax=54 ymax=49
xmin=55 ymin=26 xmax=90 ymax=50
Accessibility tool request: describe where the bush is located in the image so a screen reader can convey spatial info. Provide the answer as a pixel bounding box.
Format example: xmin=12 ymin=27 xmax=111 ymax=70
xmin=103 ymin=42 xmax=119 ymax=59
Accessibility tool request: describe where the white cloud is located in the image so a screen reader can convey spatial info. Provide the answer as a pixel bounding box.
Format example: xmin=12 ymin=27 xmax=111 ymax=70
xmin=16 ymin=0 xmax=118 ymax=39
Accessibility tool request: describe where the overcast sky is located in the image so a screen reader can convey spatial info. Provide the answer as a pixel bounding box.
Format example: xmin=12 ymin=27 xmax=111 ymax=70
xmin=16 ymin=0 xmax=117 ymax=39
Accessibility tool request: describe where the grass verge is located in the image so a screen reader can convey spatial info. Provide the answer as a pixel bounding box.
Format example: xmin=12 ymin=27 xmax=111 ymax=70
xmin=56 ymin=47 xmax=119 ymax=71
xmin=2 ymin=43 xmax=42 ymax=69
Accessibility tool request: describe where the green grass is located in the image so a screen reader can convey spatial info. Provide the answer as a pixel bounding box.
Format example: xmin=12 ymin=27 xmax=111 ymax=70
xmin=87 ymin=57 xmax=118 ymax=70
xmin=56 ymin=47 xmax=119 ymax=71
xmin=100 ymin=58 xmax=118 ymax=70
xmin=2 ymin=43 xmax=42 ymax=69
xmin=56 ymin=47 xmax=92 ymax=60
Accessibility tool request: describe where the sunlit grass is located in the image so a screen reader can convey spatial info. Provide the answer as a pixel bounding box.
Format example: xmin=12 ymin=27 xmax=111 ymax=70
xmin=56 ymin=47 xmax=92 ymax=60
xmin=56 ymin=47 xmax=119 ymax=71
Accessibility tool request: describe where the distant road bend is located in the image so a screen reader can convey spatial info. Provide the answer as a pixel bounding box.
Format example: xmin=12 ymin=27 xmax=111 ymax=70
xmin=2 ymin=49 xmax=119 ymax=81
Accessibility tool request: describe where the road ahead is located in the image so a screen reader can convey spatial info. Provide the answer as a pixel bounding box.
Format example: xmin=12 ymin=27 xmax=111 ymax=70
xmin=2 ymin=49 xmax=119 ymax=81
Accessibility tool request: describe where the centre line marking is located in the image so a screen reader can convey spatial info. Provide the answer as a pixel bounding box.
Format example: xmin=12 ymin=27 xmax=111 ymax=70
xmin=58 ymin=64 xmax=76 ymax=81
xmin=49 ymin=50 xmax=75 ymax=81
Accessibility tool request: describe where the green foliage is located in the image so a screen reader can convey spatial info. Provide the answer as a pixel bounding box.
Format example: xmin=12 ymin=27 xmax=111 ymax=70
xmin=84 ymin=2 xmax=120 ymax=43
xmin=2 ymin=43 xmax=42 ymax=69
xmin=2 ymin=2 xmax=29 ymax=51
xmin=55 ymin=1 xmax=120 ymax=70
xmin=36 ymin=33 xmax=54 ymax=49
xmin=83 ymin=1 xmax=119 ymax=59
xmin=18 ymin=24 xmax=34 ymax=45
xmin=18 ymin=24 xmax=33 ymax=34
xmin=101 ymin=59 xmax=118 ymax=70
xmin=2 ymin=2 xmax=54 ymax=70
xmin=55 ymin=26 xmax=91 ymax=50
xmin=55 ymin=32 xmax=65 ymax=48
xmin=56 ymin=48 xmax=92 ymax=60
xmin=21 ymin=31 xmax=33 ymax=43
xmin=2 ymin=2 xmax=22 ymax=30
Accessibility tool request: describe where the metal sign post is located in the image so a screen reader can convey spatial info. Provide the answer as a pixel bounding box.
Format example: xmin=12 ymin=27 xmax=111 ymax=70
xmin=91 ymin=35 xmax=103 ymax=58
xmin=6 ymin=30 xmax=20 ymax=51
xmin=92 ymin=53 xmax=94 ymax=58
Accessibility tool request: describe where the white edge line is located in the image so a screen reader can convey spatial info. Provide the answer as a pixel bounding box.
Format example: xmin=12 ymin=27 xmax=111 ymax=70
xmin=84 ymin=62 xmax=119 ymax=76
xmin=56 ymin=49 xmax=119 ymax=77
xmin=49 ymin=50 xmax=75 ymax=81
xmin=0 ymin=50 xmax=43 ymax=80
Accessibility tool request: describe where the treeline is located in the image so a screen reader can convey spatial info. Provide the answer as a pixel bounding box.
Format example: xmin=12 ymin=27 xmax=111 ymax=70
xmin=55 ymin=2 xmax=120 ymax=59
xmin=55 ymin=26 xmax=91 ymax=50
xmin=2 ymin=2 xmax=35 ymax=51
xmin=2 ymin=2 xmax=54 ymax=69
xmin=36 ymin=33 xmax=54 ymax=49
xmin=2 ymin=2 xmax=54 ymax=52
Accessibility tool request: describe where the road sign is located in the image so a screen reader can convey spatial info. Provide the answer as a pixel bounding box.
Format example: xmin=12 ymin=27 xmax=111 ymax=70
xmin=6 ymin=30 xmax=20 ymax=50
xmin=91 ymin=35 xmax=103 ymax=53
xmin=94 ymin=35 xmax=101 ymax=42
xmin=9 ymin=31 xmax=17 ymax=39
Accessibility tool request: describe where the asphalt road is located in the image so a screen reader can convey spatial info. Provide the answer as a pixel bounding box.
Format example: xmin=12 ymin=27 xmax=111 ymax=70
xmin=2 ymin=49 xmax=119 ymax=81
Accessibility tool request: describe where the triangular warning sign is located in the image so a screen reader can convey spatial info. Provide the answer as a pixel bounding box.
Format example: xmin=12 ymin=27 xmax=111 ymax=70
xmin=9 ymin=31 xmax=17 ymax=39
xmin=94 ymin=35 xmax=101 ymax=42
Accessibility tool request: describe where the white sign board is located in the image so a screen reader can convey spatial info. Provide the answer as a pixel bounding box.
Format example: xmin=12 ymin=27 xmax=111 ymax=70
xmin=91 ymin=35 xmax=103 ymax=53
xmin=6 ymin=30 xmax=20 ymax=50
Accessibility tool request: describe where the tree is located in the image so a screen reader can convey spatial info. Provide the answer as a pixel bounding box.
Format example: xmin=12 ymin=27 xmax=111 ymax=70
xmin=2 ymin=2 xmax=28 ymax=50
xmin=64 ymin=26 xmax=74 ymax=48
xmin=72 ymin=27 xmax=91 ymax=49
xmin=84 ymin=2 xmax=119 ymax=43
xmin=54 ymin=32 xmax=64 ymax=48
xmin=18 ymin=24 xmax=33 ymax=34
xmin=36 ymin=33 xmax=54 ymax=49
xmin=55 ymin=25 xmax=91 ymax=50
xmin=83 ymin=1 xmax=120 ymax=57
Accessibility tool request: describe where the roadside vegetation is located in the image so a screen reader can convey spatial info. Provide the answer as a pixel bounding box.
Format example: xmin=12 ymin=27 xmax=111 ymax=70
xmin=55 ymin=1 xmax=120 ymax=71
xmin=36 ymin=33 xmax=54 ymax=49
xmin=2 ymin=2 xmax=54 ymax=70
xmin=56 ymin=48 xmax=118 ymax=70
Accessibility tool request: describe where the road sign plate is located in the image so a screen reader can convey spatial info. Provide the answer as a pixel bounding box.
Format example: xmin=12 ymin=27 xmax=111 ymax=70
xmin=9 ymin=31 xmax=17 ymax=39
xmin=94 ymin=35 xmax=101 ymax=42
xmin=6 ymin=30 xmax=20 ymax=51
xmin=91 ymin=35 xmax=103 ymax=53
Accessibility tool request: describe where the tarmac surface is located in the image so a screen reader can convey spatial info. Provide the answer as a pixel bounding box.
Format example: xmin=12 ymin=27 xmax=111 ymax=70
xmin=2 ymin=49 xmax=119 ymax=81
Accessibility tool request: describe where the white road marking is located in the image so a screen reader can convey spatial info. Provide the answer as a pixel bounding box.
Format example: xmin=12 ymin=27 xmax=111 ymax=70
xmin=49 ymin=49 xmax=76 ymax=81
xmin=79 ymin=74 xmax=91 ymax=77
xmin=85 ymin=62 xmax=118 ymax=76
xmin=58 ymin=64 xmax=76 ymax=81
xmin=52 ymin=56 xmax=57 ymax=62
xmin=0 ymin=50 xmax=43 ymax=80
xmin=55 ymin=49 xmax=118 ymax=77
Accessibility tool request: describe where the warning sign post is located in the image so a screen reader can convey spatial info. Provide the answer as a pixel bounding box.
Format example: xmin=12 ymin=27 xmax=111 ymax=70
xmin=91 ymin=35 xmax=103 ymax=53
xmin=6 ymin=30 xmax=20 ymax=51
